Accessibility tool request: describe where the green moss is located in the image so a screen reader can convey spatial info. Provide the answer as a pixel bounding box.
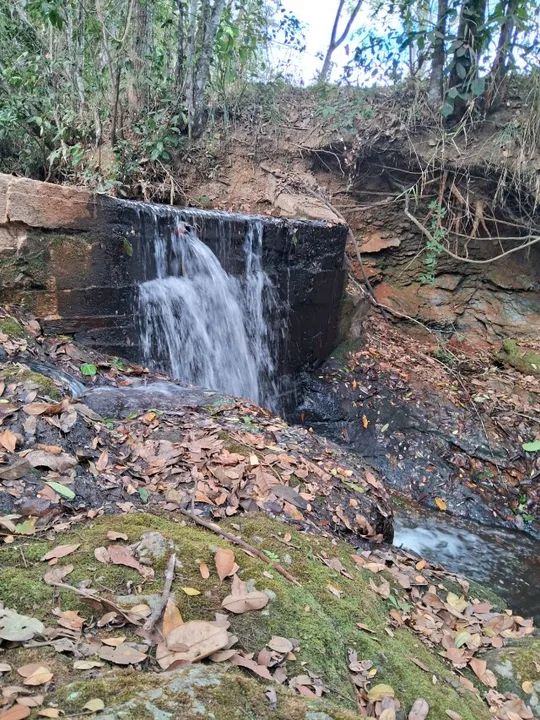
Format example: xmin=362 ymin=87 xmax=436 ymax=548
xmin=0 ymin=512 xmax=498 ymax=720
xmin=0 ymin=317 xmax=25 ymax=338
xmin=0 ymin=366 xmax=62 ymax=399
xmin=498 ymin=339 xmax=540 ymax=375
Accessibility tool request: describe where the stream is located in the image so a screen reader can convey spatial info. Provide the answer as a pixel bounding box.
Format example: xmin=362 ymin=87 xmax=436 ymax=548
xmin=394 ymin=503 xmax=539 ymax=622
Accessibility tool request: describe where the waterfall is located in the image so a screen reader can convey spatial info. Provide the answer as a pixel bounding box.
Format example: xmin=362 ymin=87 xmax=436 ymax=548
xmin=138 ymin=215 xmax=279 ymax=408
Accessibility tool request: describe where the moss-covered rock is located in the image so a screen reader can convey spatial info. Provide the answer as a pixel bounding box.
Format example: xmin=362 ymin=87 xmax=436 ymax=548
xmin=486 ymin=638 xmax=540 ymax=715
xmin=0 ymin=511 xmax=499 ymax=720
xmin=497 ymin=339 xmax=540 ymax=375
xmin=0 ymin=317 xmax=25 ymax=338
xmin=0 ymin=365 xmax=62 ymax=399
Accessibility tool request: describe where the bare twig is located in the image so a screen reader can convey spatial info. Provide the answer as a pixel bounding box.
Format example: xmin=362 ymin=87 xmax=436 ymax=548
xmin=143 ymin=553 xmax=176 ymax=633
xmin=178 ymin=509 xmax=301 ymax=586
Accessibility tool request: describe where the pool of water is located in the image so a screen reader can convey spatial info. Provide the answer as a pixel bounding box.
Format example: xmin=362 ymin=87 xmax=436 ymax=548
xmin=393 ymin=504 xmax=540 ymax=622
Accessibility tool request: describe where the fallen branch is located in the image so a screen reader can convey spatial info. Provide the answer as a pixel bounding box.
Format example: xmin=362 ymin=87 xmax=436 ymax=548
xmin=178 ymin=509 xmax=301 ymax=586
xmin=143 ymin=553 xmax=176 ymax=633
xmin=51 ymin=582 xmax=142 ymax=625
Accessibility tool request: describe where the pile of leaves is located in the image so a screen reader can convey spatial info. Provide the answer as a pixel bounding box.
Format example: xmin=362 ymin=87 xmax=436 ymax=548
xmin=0 ymin=315 xmax=391 ymax=546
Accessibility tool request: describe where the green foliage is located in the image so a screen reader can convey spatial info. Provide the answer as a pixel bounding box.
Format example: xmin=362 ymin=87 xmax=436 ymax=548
xmin=80 ymin=363 xmax=97 ymax=377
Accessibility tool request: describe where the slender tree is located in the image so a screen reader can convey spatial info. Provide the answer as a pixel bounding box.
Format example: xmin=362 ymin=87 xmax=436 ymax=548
xmin=319 ymin=0 xmax=364 ymax=83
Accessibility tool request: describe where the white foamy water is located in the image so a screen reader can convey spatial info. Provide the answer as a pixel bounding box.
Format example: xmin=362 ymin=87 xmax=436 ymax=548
xmin=138 ymin=217 xmax=278 ymax=407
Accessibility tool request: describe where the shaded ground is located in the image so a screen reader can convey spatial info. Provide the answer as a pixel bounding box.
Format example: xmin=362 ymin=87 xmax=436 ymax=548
xmin=295 ymin=314 xmax=539 ymax=538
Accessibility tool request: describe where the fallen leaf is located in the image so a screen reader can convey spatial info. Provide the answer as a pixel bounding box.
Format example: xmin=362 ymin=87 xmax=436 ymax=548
xmin=73 ymin=660 xmax=104 ymax=670
xmin=181 ymin=587 xmax=201 ymax=596
xmin=37 ymin=710 xmax=60 ymax=719
xmin=43 ymin=564 xmax=74 ymax=585
xmin=221 ymin=589 xmax=268 ymax=614
xmin=0 ymin=429 xmax=17 ymax=452
xmin=106 ymin=531 xmax=128 ymax=541
xmin=101 ymin=636 xmax=126 ymax=647
xmin=41 ymin=544 xmax=80 ymax=562
xmin=522 ymin=680 xmax=534 ymax=693
xmin=362 ymin=415 xmax=369 ymax=429
xmin=106 ymin=544 xmax=154 ymax=579
xmin=0 ymin=609 xmax=44 ymax=642
xmin=268 ymin=636 xmax=293 ymax=654
xmin=434 ymin=497 xmax=447 ymax=511
xmin=54 ymin=609 xmax=85 ymax=631
xmin=163 ymin=599 xmax=183 ymax=638
xmin=16 ymin=697 xmax=43 ymax=709
xmin=98 ymin=645 xmax=147 ymax=665
xmin=215 ymin=547 xmax=236 ymax=581
xmin=367 ymin=684 xmax=395 ymax=701
xmin=199 ymin=562 xmax=210 ymax=579
xmin=229 ymin=653 xmax=272 ymax=680
xmin=408 ymin=698 xmax=429 ymax=719
xmin=469 ymin=658 xmax=497 ymax=688
xmin=0 ymin=704 xmax=31 ymax=720
xmin=17 ymin=664 xmax=53 ymax=686
xmin=445 ymin=711 xmax=462 ymax=720
xmin=44 ymin=481 xmax=75 ymax=501
xmin=0 ymin=663 xmax=12 ymax=673
xmin=25 ymin=450 xmax=77 ymax=473
xmin=83 ymin=699 xmax=105 ymax=713
xmin=166 ymin=620 xmax=229 ymax=661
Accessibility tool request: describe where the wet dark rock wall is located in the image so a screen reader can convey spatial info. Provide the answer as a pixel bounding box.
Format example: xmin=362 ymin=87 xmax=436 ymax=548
xmin=0 ymin=174 xmax=347 ymax=375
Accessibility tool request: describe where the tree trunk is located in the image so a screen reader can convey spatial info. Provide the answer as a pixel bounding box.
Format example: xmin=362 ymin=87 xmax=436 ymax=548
xmin=428 ymin=0 xmax=448 ymax=107
xmin=484 ymin=0 xmax=517 ymax=111
xmin=128 ymin=0 xmax=152 ymax=110
xmin=447 ymin=0 xmax=487 ymax=117
xmin=185 ymin=0 xmax=227 ymax=138
xmin=318 ymin=0 xmax=363 ymax=83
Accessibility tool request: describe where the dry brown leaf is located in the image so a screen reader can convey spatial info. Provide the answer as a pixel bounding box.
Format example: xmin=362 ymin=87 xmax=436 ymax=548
xmin=16 ymin=697 xmax=43 ymax=709
xmin=165 ymin=620 xmax=229 ymax=661
xmin=17 ymin=664 xmax=53 ymax=686
xmin=214 ymin=547 xmax=236 ymax=581
xmin=221 ymin=589 xmax=268 ymax=614
xmin=268 ymin=636 xmax=293 ymax=654
xmin=54 ymin=609 xmax=85 ymax=631
xmin=229 ymin=653 xmax=272 ymax=680
xmin=162 ymin=599 xmax=183 ymax=638
xmin=95 ymin=450 xmax=109 ymax=472
xmin=199 ymin=562 xmax=210 ymax=579
xmin=25 ymin=450 xmax=77 ymax=472
xmin=43 ymin=564 xmax=73 ymax=585
xmin=83 ymin=699 xmax=105 ymax=713
xmin=106 ymin=544 xmax=154 ymax=579
xmin=0 ymin=429 xmax=17 ymax=453
xmin=445 ymin=711 xmax=462 ymax=720
xmin=40 ymin=544 xmax=80 ymax=562
xmin=101 ymin=636 xmax=126 ymax=647
xmin=106 ymin=531 xmax=128 ymax=541
xmin=98 ymin=645 xmax=147 ymax=665
xmin=73 ymin=660 xmax=104 ymax=670
xmin=408 ymin=698 xmax=429 ymax=719
xmin=0 ymin=704 xmax=31 ymax=720
xmin=469 ymin=658 xmax=497 ymax=688
xmin=38 ymin=709 xmax=61 ymax=718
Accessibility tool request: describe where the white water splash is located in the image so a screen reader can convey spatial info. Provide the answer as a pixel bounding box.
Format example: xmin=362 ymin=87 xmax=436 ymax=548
xmin=138 ymin=218 xmax=278 ymax=407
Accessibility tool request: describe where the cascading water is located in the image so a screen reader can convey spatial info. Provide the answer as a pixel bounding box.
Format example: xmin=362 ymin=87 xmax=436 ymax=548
xmin=138 ymin=215 xmax=279 ymax=408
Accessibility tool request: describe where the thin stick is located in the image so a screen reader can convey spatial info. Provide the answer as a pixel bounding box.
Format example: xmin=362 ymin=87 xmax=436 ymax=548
xmin=179 ymin=509 xmax=301 ymax=586
xmin=143 ymin=553 xmax=176 ymax=633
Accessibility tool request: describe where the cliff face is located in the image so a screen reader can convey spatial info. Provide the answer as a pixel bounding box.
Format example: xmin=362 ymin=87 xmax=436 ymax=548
xmin=0 ymin=173 xmax=347 ymax=375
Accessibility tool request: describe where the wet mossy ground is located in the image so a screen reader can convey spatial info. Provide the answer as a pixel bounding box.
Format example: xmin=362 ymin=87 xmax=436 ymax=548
xmin=0 ymin=317 xmax=26 ymax=338
xmin=0 ymin=511 xmax=497 ymax=720
xmin=497 ymin=338 xmax=540 ymax=375
xmin=0 ymin=365 xmax=62 ymax=399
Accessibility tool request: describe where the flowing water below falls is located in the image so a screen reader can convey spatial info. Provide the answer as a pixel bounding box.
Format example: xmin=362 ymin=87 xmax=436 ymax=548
xmin=138 ymin=217 xmax=280 ymax=409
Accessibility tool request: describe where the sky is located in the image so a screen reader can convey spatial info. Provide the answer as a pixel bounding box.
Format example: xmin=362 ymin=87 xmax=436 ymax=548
xmin=267 ymin=0 xmax=395 ymax=85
